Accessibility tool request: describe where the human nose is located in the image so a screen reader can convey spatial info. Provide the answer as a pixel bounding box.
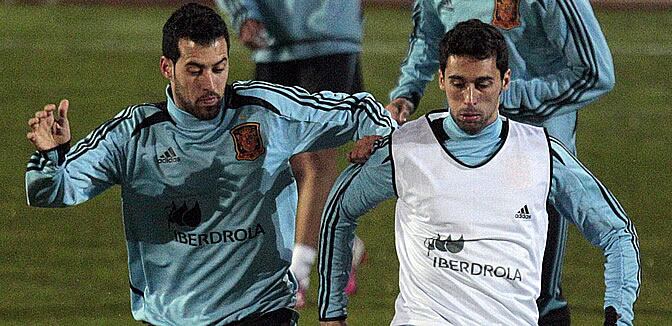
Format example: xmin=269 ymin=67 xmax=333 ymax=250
xmin=201 ymin=70 xmax=216 ymax=90
xmin=463 ymin=85 xmax=477 ymax=106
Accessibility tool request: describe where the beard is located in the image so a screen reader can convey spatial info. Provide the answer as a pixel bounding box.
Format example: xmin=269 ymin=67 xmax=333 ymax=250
xmin=173 ymin=82 xmax=222 ymax=121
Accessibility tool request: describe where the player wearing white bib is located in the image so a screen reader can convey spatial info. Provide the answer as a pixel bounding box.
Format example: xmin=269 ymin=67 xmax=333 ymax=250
xmin=24 ymin=4 xmax=394 ymax=325
xmin=385 ymin=3 xmax=616 ymax=322
xmin=391 ymin=116 xmax=550 ymax=325
xmin=319 ymin=20 xmax=639 ymax=326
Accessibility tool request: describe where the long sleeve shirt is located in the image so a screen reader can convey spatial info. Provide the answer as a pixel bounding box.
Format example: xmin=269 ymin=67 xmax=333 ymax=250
xmin=217 ymin=0 xmax=362 ymax=63
xmin=25 ymin=81 xmax=394 ymax=325
xmin=318 ymin=112 xmax=640 ymax=325
xmin=389 ymin=0 xmax=615 ymax=153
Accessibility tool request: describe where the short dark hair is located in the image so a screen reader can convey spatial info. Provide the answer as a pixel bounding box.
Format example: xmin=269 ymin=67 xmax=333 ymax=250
xmin=439 ymin=19 xmax=508 ymax=79
xmin=162 ymin=3 xmax=230 ymax=63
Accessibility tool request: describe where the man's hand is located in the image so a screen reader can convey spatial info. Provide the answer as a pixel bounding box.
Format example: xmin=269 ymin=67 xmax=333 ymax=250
xmin=385 ymin=97 xmax=414 ymax=125
xmin=239 ymin=19 xmax=268 ymax=50
xmin=604 ymin=306 xmax=620 ymax=326
xmin=27 ymin=99 xmax=71 ymax=151
xmin=347 ymin=135 xmax=381 ymax=164
xmin=320 ymin=321 xmax=347 ymax=326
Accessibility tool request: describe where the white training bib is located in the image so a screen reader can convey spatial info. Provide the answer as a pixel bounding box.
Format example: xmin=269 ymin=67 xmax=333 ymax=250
xmin=391 ymin=113 xmax=551 ymax=325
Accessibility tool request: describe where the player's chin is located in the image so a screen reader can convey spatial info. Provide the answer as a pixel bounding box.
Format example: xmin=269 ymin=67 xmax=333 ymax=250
xmin=194 ymin=104 xmax=221 ymax=120
xmin=457 ymin=120 xmax=485 ymax=135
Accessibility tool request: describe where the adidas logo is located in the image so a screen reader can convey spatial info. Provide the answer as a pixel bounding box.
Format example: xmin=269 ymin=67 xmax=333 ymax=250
xmin=157 ymin=147 xmax=181 ymax=164
xmin=514 ymin=205 xmax=532 ymax=219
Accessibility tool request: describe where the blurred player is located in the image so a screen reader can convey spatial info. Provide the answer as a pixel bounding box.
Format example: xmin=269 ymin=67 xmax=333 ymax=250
xmin=384 ymin=1 xmax=615 ymax=323
xmin=25 ymin=3 xmax=393 ymax=325
xmin=218 ymin=0 xmax=368 ymax=307
xmin=319 ymin=20 xmax=638 ymax=326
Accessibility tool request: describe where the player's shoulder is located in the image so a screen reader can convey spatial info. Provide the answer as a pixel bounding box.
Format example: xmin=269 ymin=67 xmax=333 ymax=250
xmin=109 ymin=102 xmax=165 ymax=120
xmin=121 ymin=101 xmax=166 ymax=122
xmin=229 ymin=80 xmax=302 ymax=102
xmin=228 ymin=80 xmax=336 ymax=119
xmin=100 ymin=102 xmax=171 ymax=139
xmin=547 ymin=136 xmax=577 ymax=167
xmin=228 ymin=80 xmax=295 ymax=114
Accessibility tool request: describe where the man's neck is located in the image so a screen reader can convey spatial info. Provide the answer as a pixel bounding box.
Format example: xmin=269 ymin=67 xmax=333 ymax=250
xmin=444 ymin=113 xmax=502 ymax=141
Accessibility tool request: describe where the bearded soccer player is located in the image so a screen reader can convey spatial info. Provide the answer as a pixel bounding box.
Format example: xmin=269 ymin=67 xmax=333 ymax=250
xmin=319 ymin=20 xmax=638 ymax=326
xmin=24 ymin=3 xmax=393 ymax=325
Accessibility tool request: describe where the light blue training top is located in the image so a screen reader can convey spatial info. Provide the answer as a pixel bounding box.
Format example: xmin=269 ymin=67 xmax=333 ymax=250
xmin=25 ymin=81 xmax=395 ymax=325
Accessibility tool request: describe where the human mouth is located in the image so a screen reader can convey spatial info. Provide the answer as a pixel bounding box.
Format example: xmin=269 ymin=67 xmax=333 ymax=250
xmin=460 ymin=111 xmax=481 ymax=122
xmin=198 ymin=95 xmax=220 ymax=106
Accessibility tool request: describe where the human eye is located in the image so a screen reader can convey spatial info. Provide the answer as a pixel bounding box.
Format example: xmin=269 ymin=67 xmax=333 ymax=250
xmin=187 ymin=69 xmax=201 ymax=76
xmin=476 ymin=81 xmax=493 ymax=90
xmin=450 ymin=81 xmax=465 ymax=89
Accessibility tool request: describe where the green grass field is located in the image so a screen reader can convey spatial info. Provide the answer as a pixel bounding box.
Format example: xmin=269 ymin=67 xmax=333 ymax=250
xmin=1 ymin=4 xmax=671 ymax=325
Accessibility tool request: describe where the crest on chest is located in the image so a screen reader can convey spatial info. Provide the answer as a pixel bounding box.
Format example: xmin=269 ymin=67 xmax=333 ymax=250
xmin=230 ymin=122 xmax=265 ymax=161
xmin=492 ymin=0 xmax=521 ymax=30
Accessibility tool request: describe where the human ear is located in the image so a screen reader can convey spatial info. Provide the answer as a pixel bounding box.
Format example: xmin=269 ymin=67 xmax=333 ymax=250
xmin=438 ymin=69 xmax=446 ymax=91
xmin=160 ymin=56 xmax=173 ymax=79
xmin=501 ymin=69 xmax=512 ymax=91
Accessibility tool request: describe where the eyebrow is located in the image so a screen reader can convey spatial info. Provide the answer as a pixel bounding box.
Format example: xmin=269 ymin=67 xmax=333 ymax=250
xmin=185 ymin=57 xmax=228 ymax=69
xmin=448 ymin=75 xmax=495 ymax=82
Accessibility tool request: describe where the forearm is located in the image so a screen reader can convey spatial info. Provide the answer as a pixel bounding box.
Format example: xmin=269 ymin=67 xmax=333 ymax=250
xmin=501 ymin=54 xmax=614 ymax=118
xmin=388 ymin=0 xmax=444 ymax=108
xmin=26 ymin=133 xmax=120 ymax=207
xmin=549 ymin=138 xmax=639 ymax=324
xmin=26 ymin=147 xmax=69 ymax=207
xmin=501 ymin=64 xmax=614 ymax=118
xmin=25 ymin=145 xmax=94 ymax=207
xmin=344 ymin=93 xmax=396 ymax=141
xmin=318 ymin=147 xmax=395 ymax=320
xmin=602 ymin=229 xmax=640 ymax=325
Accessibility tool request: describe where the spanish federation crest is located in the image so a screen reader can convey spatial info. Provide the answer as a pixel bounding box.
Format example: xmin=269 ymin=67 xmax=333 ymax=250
xmin=231 ymin=122 xmax=265 ymax=161
xmin=492 ymin=0 xmax=521 ymax=30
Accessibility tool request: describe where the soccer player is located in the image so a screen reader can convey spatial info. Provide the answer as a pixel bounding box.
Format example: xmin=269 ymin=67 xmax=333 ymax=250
xmin=384 ymin=1 xmax=616 ymax=323
xmin=25 ymin=3 xmax=393 ymax=325
xmin=217 ymin=0 xmax=368 ymax=306
xmin=319 ymin=20 xmax=639 ymax=326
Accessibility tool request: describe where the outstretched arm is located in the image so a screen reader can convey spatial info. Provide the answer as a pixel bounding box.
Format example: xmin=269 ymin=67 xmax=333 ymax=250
xmin=500 ymin=0 xmax=615 ymax=118
xmin=26 ymin=101 xmax=127 ymax=207
xmin=318 ymin=137 xmax=396 ymax=322
xmin=230 ymin=81 xmax=396 ymax=155
xmin=548 ymin=138 xmax=639 ymax=325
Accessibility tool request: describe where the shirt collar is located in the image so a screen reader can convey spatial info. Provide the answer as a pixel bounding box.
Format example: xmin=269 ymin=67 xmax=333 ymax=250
xmin=442 ymin=109 xmax=503 ymax=141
